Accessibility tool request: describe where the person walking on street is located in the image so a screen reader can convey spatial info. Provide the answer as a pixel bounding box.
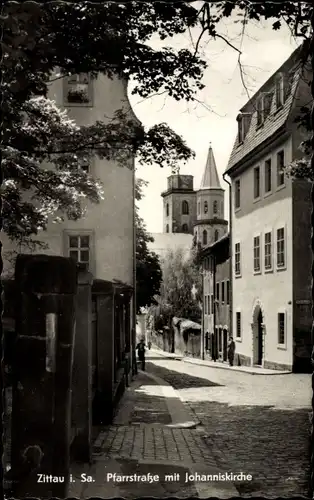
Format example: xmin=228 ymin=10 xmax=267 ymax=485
xmin=227 ymin=336 xmax=236 ymax=366
xmin=136 ymin=338 xmax=146 ymax=371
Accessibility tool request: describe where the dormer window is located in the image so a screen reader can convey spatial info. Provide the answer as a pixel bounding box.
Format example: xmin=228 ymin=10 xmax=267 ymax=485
xmin=237 ymin=112 xmax=251 ymax=144
xmin=238 ymin=115 xmax=245 ymax=144
xmin=256 ymin=97 xmax=264 ymax=127
xmin=64 ymin=73 xmax=93 ymax=106
xmin=256 ymin=92 xmax=273 ymax=128
xmin=275 ymin=73 xmax=285 ymax=109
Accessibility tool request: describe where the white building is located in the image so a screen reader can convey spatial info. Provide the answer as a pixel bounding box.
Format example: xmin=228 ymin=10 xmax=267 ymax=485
xmin=224 ymin=46 xmax=312 ymax=372
xmin=3 ymin=72 xmax=137 ymax=288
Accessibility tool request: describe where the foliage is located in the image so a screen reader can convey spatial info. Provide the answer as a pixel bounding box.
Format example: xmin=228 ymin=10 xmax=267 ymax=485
xmin=1 ymin=2 xmax=207 ymax=246
xmin=149 ymin=247 xmax=203 ymax=330
xmin=135 ymin=179 xmax=162 ymax=313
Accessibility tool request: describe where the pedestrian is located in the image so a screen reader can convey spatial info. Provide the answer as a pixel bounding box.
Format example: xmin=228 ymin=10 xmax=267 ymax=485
xmin=136 ymin=338 xmax=146 ymax=371
xmin=148 ymin=340 xmax=152 ymax=350
xmin=227 ymin=336 xmax=235 ymax=366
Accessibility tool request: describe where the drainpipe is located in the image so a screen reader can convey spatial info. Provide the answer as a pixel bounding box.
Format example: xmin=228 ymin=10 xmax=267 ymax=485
xmin=223 ymin=172 xmax=232 ymax=338
xmin=201 ymin=264 xmax=204 ymax=360
xmin=213 ymin=254 xmax=217 ymax=359
xmin=133 ymin=164 xmax=137 ymax=376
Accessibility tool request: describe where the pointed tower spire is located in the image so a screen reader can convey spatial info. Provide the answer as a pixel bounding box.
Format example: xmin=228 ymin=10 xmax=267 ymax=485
xmin=200 ymin=144 xmax=222 ymax=190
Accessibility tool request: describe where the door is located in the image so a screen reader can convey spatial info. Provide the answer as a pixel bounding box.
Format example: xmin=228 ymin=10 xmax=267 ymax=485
xmin=223 ymin=329 xmax=228 ymax=361
xmin=257 ymin=310 xmax=263 ymax=365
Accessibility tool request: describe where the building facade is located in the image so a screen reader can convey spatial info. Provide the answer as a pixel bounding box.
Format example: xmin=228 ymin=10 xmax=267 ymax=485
xmin=3 ymin=71 xmax=137 ymax=288
xmin=224 ymin=46 xmax=312 ymax=372
xmin=3 ymin=71 xmax=139 ymax=423
xmin=202 ymin=234 xmax=231 ymax=362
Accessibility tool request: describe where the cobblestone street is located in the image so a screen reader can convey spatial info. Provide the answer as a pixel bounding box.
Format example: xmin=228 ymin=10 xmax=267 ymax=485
xmin=69 ymin=352 xmax=311 ymax=498
xmin=147 ymin=353 xmax=312 ymax=498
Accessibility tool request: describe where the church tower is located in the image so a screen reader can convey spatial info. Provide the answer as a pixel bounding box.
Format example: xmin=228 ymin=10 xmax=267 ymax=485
xmin=194 ymin=145 xmax=228 ymax=246
xmin=161 ymin=174 xmax=196 ymax=234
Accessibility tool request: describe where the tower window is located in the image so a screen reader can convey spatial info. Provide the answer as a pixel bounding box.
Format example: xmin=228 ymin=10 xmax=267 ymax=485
xmin=204 ymin=201 xmax=208 ymax=214
xmin=214 ymin=230 xmax=219 ymax=241
xmin=198 ymin=202 xmax=200 ymax=215
xmin=182 ymin=200 xmax=189 ymax=215
xmin=213 ymin=201 xmax=218 ymax=215
xmin=166 ymin=224 xmax=169 ymax=233
xmin=166 ymin=203 xmax=169 ymax=217
xmin=203 ymin=230 xmax=208 ymax=245
xmin=182 ymin=223 xmax=188 ymax=233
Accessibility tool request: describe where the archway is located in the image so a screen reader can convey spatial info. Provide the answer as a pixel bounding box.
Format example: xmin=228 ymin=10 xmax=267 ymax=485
xmin=252 ymin=303 xmax=264 ymax=366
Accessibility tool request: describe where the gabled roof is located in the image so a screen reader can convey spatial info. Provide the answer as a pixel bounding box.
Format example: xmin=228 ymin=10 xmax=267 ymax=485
xmin=200 ymin=232 xmax=230 ymax=263
xmin=199 ymin=145 xmax=222 ymax=190
xmin=225 ymin=45 xmax=306 ymax=175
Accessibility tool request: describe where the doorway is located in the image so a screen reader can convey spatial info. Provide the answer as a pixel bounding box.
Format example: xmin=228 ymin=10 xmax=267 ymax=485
xmin=223 ymin=329 xmax=228 ymax=362
xmin=257 ymin=310 xmax=263 ymax=365
xmin=252 ymin=304 xmax=264 ymax=366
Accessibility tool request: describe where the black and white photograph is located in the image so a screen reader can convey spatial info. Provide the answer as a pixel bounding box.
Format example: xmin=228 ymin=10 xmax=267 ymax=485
xmin=2 ymin=1 xmax=314 ymax=498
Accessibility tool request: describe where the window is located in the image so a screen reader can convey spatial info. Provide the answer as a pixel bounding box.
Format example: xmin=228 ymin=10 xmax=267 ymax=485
xmin=254 ymin=166 xmax=260 ymax=199
xmin=182 ymin=223 xmax=188 ymax=233
xmin=166 ymin=224 xmax=169 ymax=233
xmin=211 ymin=294 xmax=214 ymax=314
xmin=79 ymin=160 xmax=90 ymax=173
xmin=264 ymin=159 xmax=272 ymax=193
xmin=198 ymin=202 xmax=200 ymax=215
xmin=275 ymin=74 xmax=284 ymax=109
xmin=221 ymin=281 xmax=225 ymax=303
xmin=204 ymin=201 xmax=208 ymax=214
xmin=256 ymin=97 xmax=264 ymax=126
xmin=216 ymin=282 xmax=220 ymax=302
xmin=278 ymin=312 xmax=285 ymax=345
xmin=68 ymin=235 xmax=90 ymax=269
xmin=65 ymin=73 xmax=92 ymax=105
xmin=182 ymin=200 xmax=189 ymax=215
xmin=204 ymin=295 xmax=208 ymax=314
xmin=235 ymin=243 xmax=241 ymax=276
xmin=253 ymin=236 xmax=261 ymax=273
xmin=213 ymin=201 xmax=218 ymax=214
xmin=236 ymin=312 xmax=241 ymax=338
xmin=264 ymin=232 xmax=272 ymax=270
xmin=235 ymin=179 xmax=240 ymax=209
xmin=277 ymin=150 xmax=285 ymax=186
xmin=263 ymin=92 xmax=273 ymax=117
xmin=214 ymin=229 xmax=219 ymax=242
xmin=276 ymin=227 xmax=285 ymax=268
xmin=166 ymin=203 xmax=169 ymax=217
xmin=207 ymin=295 xmax=210 ymax=315
xmin=226 ymin=280 xmax=230 ymax=305
xmin=203 ymin=230 xmax=208 ymax=245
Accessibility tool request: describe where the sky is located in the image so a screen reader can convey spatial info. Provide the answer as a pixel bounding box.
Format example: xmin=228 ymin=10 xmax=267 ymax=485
xmin=128 ymin=8 xmax=300 ymax=234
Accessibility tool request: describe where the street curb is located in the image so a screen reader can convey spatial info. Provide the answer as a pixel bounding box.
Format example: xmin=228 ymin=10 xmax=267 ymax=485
xmin=150 ymin=348 xmax=291 ymax=375
xmin=138 ymin=369 xmax=201 ymax=429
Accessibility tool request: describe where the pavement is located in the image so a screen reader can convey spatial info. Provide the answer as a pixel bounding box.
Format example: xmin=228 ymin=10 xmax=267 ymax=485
xmin=69 ymin=351 xmax=311 ymax=498
xmin=69 ymin=366 xmax=240 ymax=499
xmin=145 ymin=352 xmax=312 ymax=498
xmin=150 ymin=347 xmax=291 ymax=374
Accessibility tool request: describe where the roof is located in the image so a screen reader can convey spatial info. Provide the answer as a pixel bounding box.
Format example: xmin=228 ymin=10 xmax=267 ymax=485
xmin=172 ymin=317 xmax=201 ymax=333
xmin=201 ymin=232 xmax=230 ymax=263
xmin=148 ymin=233 xmax=193 ymax=261
xmin=225 ymin=45 xmax=304 ymax=175
xmin=199 ymin=145 xmax=222 ymax=190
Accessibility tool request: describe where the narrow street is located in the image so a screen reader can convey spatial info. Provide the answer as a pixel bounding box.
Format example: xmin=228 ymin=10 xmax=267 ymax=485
xmin=69 ymin=351 xmax=311 ymax=498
